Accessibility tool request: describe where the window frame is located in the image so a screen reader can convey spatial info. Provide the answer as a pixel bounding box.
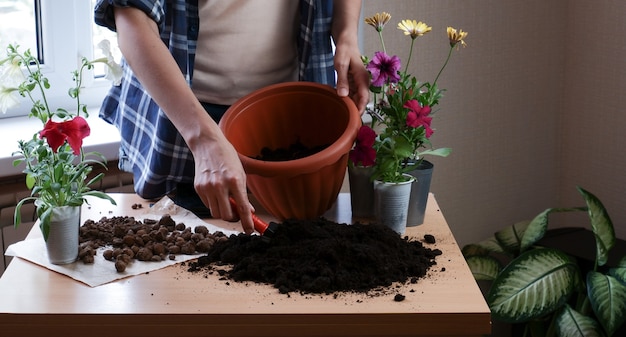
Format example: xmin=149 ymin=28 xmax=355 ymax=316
xmin=1 ymin=0 xmax=112 ymax=119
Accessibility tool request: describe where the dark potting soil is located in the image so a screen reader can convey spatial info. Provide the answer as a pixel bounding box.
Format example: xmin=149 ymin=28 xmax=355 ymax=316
xmin=254 ymin=140 xmax=329 ymax=161
xmin=187 ymin=218 xmax=442 ymax=295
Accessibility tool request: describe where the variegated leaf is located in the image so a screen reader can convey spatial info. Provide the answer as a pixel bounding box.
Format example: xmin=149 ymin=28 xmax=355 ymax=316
xmin=487 ymin=248 xmax=577 ymax=323
xmin=609 ymin=256 xmax=626 ymax=284
xmin=577 ymin=186 xmax=615 ymax=266
xmin=522 ymin=207 xmax=586 ymax=253
xmin=466 ymin=255 xmax=501 ymax=281
xmin=587 ymin=272 xmax=626 ymax=336
xmin=521 ymin=209 xmax=551 ymax=252
xmin=494 ymin=221 xmax=529 ymax=255
xmin=462 ymin=236 xmax=506 ymax=257
xmin=555 ymin=304 xmax=603 ymax=337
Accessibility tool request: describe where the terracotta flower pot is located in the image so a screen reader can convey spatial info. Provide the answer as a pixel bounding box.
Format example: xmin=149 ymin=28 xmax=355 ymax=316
xmin=219 ymin=82 xmax=361 ymax=220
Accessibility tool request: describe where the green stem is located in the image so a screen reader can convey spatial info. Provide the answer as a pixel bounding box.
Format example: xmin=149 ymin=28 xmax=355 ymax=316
xmin=432 ymin=46 xmax=454 ymax=88
xmin=73 ymin=59 xmax=93 ymax=117
xmin=75 ymin=66 xmax=84 ymax=115
xmin=19 ymin=53 xmax=52 ymax=122
xmin=404 ymin=38 xmax=415 ymax=74
xmin=378 ymin=31 xmax=386 ymax=54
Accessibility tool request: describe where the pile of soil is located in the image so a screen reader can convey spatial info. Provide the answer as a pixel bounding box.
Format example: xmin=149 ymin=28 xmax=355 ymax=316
xmin=188 ymin=218 xmax=442 ymax=295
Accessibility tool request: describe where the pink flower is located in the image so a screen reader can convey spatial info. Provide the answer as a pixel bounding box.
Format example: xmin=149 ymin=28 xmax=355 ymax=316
xmin=404 ymin=100 xmax=433 ymax=138
xmin=349 ymin=125 xmax=377 ymax=167
xmin=366 ymin=51 xmax=401 ymax=87
xmin=39 ymin=116 xmax=90 ymax=154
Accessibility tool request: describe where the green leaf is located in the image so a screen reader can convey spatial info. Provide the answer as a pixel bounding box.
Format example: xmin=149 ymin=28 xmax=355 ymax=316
xmin=393 ymin=136 xmax=413 ymax=158
xmin=479 ymin=236 xmax=508 ymax=253
xmin=463 ymin=237 xmax=508 ymax=257
xmin=83 ymin=191 xmax=117 ymax=206
xmin=555 ymin=304 xmax=604 ymax=337
xmin=466 ymin=255 xmax=501 ymax=281
xmin=12 ymin=158 xmax=25 ymax=167
xmin=461 ymin=243 xmax=488 ymax=257
xmin=609 ymin=256 xmax=626 ymax=284
xmin=25 ymin=173 xmax=36 ymax=189
xmin=13 ymin=197 xmax=36 ymax=227
xmin=521 ymin=209 xmax=551 ymax=252
xmin=417 ymin=147 xmax=452 ymax=157
xmin=577 ymin=186 xmax=615 ymax=267
xmin=494 ymin=221 xmax=530 ymax=255
xmin=521 ymin=207 xmax=586 ymax=252
xmin=587 ymin=272 xmax=626 ymax=336
xmin=487 ymin=248 xmax=577 ymax=323
xmin=38 ymin=206 xmax=53 ymax=241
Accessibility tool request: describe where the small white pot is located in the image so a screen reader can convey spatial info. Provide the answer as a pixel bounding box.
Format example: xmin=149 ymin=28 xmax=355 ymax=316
xmin=45 ymin=206 xmax=81 ymax=265
xmin=374 ymin=174 xmax=415 ymax=235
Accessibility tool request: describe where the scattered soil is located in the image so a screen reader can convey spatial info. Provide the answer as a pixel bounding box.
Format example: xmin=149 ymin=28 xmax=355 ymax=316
xmin=187 ymin=218 xmax=442 ymax=295
xmin=78 ymin=214 xmax=443 ymax=297
xmin=79 ymin=143 xmax=442 ymax=297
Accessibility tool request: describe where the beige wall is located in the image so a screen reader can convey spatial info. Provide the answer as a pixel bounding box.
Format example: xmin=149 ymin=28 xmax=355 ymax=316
xmin=361 ymin=0 xmax=626 ymax=246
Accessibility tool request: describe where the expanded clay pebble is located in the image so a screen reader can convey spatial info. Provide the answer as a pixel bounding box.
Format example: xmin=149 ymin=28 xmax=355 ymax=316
xmin=79 ymin=215 xmax=227 ymax=273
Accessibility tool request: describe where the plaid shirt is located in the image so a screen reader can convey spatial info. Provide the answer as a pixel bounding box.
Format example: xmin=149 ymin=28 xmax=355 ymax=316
xmin=94 ymin=0 xmax=335 ymax=199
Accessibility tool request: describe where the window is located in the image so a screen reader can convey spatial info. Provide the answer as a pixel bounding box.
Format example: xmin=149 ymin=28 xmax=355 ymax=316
xmin=0 ymin=0 xmax=119 ymax=119
xmin=0 ymin=0 xmax=38 ymax=55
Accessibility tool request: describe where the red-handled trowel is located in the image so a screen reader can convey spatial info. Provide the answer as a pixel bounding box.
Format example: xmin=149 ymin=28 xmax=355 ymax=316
xmin=228 ymin=197 xmax=278 ymax=238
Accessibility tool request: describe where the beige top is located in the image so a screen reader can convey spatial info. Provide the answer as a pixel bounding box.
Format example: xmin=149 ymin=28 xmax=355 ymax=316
xmin=192 ymin=0 xmax=300 ymax=105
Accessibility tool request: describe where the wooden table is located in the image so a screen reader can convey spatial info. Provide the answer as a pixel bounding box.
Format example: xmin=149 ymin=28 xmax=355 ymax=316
xmin=0 ymin=193 xmax=490 ymax=337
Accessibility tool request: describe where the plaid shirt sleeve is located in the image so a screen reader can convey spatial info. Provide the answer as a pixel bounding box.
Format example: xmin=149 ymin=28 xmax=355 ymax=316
xmin=300 ymin=0 xmax=335 ymax=84
xmin=94 ymin=0 xmax=167 ymax=31
xmin=95 ymin=0 xmax=335 ymax=200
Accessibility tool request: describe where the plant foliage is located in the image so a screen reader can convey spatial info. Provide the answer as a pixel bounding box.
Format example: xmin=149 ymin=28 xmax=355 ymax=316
xmin=1 ymin=44 xmax=120 ymax=240
xmin=462 ymin=186 xmax=626 ymax=336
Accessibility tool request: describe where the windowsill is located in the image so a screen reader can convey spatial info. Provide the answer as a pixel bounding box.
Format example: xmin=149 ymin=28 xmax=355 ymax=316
xmin=0 ymin=108 xmax=120 ymax=178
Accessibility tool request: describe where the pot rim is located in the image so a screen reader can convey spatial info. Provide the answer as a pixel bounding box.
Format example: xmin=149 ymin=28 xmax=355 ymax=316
xmin=220 ymin=82 xmax=361 ymax=176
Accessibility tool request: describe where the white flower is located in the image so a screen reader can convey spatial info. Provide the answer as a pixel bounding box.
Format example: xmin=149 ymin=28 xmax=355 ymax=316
xmin=0 ymin=85 xmax=20 ymax=114
xmin=0 ymin=57 xmax=25 ymax=113
xmin=97 ymin=39 xmax=123 ymax=86
xmin=0 ymin=57 xmax=25 ymax=88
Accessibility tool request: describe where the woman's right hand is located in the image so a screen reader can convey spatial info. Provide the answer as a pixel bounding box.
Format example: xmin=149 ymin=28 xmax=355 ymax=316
xmin=114 ymin=6 xmax=255 ymax=234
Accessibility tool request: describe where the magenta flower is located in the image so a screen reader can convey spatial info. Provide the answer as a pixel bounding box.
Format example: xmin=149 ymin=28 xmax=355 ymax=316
xmin=39 ymin=116 xmax=90 ymax=154
xmin=349 ymin=125 xmax=377 ymax=167
xmin=366 ymin=51 xmax=401 ymax=87
xmin=404 ymin=100 xmax=433 ymax=138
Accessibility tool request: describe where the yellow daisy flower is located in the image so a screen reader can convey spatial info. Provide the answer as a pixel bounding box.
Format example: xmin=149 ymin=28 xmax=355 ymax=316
xmin=447 ymin=27 xmax=468 ymax=48
xmin=397 ymin=20 xmax=432 ymax=39
xmin=364 ymin=12 xmax=392 ymax=32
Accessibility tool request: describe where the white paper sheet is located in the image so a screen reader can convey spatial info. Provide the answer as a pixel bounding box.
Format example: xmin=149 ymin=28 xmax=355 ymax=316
xmin=5 ymin=197 xmax=239 ymax=287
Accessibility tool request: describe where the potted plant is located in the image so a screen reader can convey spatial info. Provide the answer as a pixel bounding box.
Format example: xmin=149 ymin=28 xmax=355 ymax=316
xmin=0 ymin=43 xmax=121 ymax=264
xmin=463 ymin=186 xmax=626 ymax=336
xmin=357 ymin=12 xmax=467 ymax=230
xmin=362 ymin=12 xmax=467 ymax=183
xmin=347 ymin=124 xmax=377 ymax=218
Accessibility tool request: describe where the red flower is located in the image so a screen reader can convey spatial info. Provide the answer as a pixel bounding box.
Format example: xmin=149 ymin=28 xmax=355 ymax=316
xmin=404 ymin=100 xmax=433 ymax=138
xmin=349 ymin=125 xmax=377 ymax=167
xmin=39 ymin=116 xmax=90 ymax=154
xmin=356 ymin=124 xmax=376 ymax=147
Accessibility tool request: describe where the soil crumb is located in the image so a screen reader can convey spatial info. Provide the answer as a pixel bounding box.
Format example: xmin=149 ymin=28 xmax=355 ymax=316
xmin=188 ymin=218 xmax=442 ymax=295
